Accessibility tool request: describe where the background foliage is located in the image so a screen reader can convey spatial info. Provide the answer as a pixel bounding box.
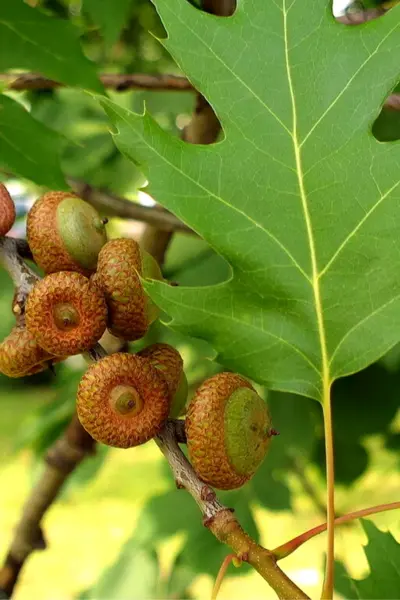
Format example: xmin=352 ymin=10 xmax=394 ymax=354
xmin=0 ymin=0 xmax=399 ymax=598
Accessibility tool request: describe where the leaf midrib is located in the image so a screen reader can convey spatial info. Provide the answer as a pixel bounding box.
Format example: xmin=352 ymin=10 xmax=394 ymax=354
xmin=283 ymin=0 xmax=329 ymax=400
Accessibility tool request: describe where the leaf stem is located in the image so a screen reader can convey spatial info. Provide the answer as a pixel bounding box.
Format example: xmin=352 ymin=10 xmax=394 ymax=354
xmin=321 ymin=398 xmax=335 ymax=599
xmin=273 ymin=501 xmax=400 ymax=560
xmin=211 ymin=553 xmax=237 ymax=600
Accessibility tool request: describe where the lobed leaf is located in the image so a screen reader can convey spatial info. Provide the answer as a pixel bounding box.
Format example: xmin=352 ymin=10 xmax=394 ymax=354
xmin=335 ymin=520 xmax=400 ymax=598
xmin=101 ymin=0 xmax=400 ymax=402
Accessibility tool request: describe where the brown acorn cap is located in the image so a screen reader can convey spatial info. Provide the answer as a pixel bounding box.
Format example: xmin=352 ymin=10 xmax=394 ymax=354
xmin=0 ymin=183 xmax=16 ymax=236
xmin=76 ymin=353 xmax=170 ymax=448
xmin=138 ymin=343 xmax=188 ymax=418
xmin=27 ymin=191 xmax=108 ymax=275
xmin=186 ymin=372 xmax=274 ymax=490
xmin=25 ymin=271 xmax=107 ymax=356
xmin=0 ymin=326 xmax=62 ymax=377
xmin=95 ymin=239 xmax=162 ymax=341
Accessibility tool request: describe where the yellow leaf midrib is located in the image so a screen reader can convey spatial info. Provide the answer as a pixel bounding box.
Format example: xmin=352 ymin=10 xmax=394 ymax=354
xmin=282 ymin=1 xmax=331 ymax=401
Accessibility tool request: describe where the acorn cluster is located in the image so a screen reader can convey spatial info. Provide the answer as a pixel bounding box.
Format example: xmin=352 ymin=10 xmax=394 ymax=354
xmin=0 ymin=188 xmax=276 ymax=490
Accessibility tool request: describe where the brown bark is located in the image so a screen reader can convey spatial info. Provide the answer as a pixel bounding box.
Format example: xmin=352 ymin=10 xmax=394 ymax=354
xmin=0 ymin=72 xmax=192 ymax=92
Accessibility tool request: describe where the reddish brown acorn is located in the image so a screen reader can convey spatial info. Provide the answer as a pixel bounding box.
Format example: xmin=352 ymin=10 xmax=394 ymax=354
xmin=94 ymin=238 xmax=162 ymax=341
xmin=25 ymin=271 xmax=107 ymax=356
xmin=76 ymin=353 xmax=170 ymax=448
xmin=27 ymin=191 xmax=108 ymax=275
xmin=138 ymin=343 xmax=188 ymax=417
xmin=186 ymin=372 xmax=274 ymax=490
xmin=0 ymin=326 xmax=62 ymax=377
xmin=0 ymin=183 xmax=16 ymax=236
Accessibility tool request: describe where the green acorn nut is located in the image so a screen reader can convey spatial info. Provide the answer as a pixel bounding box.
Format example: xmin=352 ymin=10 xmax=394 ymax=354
xmin=27 ymin=191 xmax=108 ymax=275
xmin=76 ymin=353 xmax=170 ymax=448
xmin=138 ymin=343 xmax=188 ymax=417
xmin=186 ymin=372 xmax=275 ymax=490
xmin=94 ymin=238 xmax=162 ymax=341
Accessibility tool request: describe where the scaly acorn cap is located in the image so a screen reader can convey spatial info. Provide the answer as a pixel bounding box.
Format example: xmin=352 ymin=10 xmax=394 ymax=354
xmin=27 ymin=191 xmax=108 ymax=275
xmin=25 ymin=271 xmax=107 ymax=356
xmin=0 ymin=326 xmax=62 ymax=377
xmin=94 ymin=238 xmax=162 ymax=341
xmin=138 ymin=343 xmax=188 ymax=418
xmin=186 ymin=372 xmax=274 ymax=490
xmin=0 ymin=183 xmax=16 ymax=236
xmin=76 ymin=353 xmax=170 ymax=448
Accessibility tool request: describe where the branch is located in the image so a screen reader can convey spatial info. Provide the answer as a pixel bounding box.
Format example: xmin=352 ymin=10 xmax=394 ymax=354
xmin=0 ymin=237 xmax=40 ymax=324
xmin=336 ymin=5 xmax=388 ymax=25
xmin=2 ymin=70 xmax=400 ymax=111
xmin=69 ymin=180 xmax=195 ymax=235
xmin=273 ymin=501 xmax=400 ymax=561
xmin=0 ymin=413 xmax=95 ymax=598
xmin=0 ymin=72 xmax=193 ymax=93
xmin=156 ymin=422 xmax=309 ymax=599
xmin=0 ymin=235 xmax=307 ymax=599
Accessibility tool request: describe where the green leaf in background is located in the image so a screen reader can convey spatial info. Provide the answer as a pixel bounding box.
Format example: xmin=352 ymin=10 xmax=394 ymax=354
xmin=80 ymin=541 xmax=159 ymax=600
xmin=101 ymin=1 xmax=400 ymax=403
xmin=83 ymin=0 xmax=134 ymax=48
xmin=0 ymin=0 xmax=102 ymax=92
xmin=335 ymin=520 xmax=400 ymax=598
xmin=0 ymin=94 xmax=67 ymax=188
xmin=251 ymin=392 xmax=320 ymax=510
xmin=312 ymin=363 xmax=400 ymax=483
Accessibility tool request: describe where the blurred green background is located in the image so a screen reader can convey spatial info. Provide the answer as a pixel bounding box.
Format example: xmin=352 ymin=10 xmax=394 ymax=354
xmin=1 ymin=0 xmax=399 ymax=598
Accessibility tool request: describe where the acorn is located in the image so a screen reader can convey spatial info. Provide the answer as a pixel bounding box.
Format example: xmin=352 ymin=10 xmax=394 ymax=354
xmin=186 ymin=372 xmax=274 ymax=490
xmin=76 ymin=353 xmax=170 ymax=448
xmin=0 ymin=183 xmax=16 ymax=236
xmin=138 ymin=343 xmax=188 ymax=417
xmin=25 ymin=271 xmax=107 ymax=356
xmin=27 ymin=191 xmax=108 ymax=275
xmin=0 ymin=326 xmax=62 ymax=377
xmin=94 ymin=238 xmax=162 ymax=341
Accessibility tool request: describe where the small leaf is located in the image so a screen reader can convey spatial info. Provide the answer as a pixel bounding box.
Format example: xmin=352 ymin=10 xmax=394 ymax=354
xmin=0 ymin=0 xmax=102 ymax=92
xmin=0 ymin=94 xmax=67 ymax=188
xmin=83 ymin=0 xmax=134 ymax=48
xmin=335 ymin=521 xmax=400 ymax=598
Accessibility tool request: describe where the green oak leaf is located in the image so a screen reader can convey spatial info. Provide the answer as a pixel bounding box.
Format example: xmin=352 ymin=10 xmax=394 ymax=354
xmin=0 ymin=0 xmax=102 ymax=92
xmin=0 ymin=94 xmax=67 ymax=188
xmin=101 ymin=0 xmax=400 ymax=402
xmin=335 ymin=520 xmax=400 ymax=598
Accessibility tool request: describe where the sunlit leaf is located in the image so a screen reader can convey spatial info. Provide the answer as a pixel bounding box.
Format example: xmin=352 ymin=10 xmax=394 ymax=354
xmin=335 ymin=521 xmax=400 ymax=598
xmin=101 ymin=1 xmax=400 ymax=405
